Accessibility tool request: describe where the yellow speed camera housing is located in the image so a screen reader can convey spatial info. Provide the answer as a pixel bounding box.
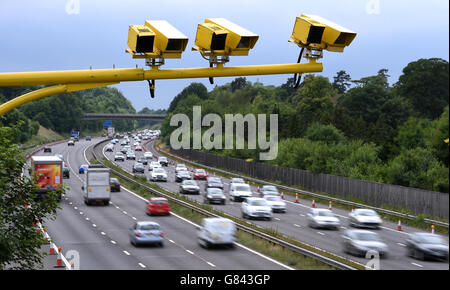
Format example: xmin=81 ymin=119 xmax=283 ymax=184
xmin=127 ymin=25 xmax=155 ymax=54
xmin=204 ymin=18 xmax=258 ymax=56
xmin=144 ymin=20 xmax=189 ymax=58
xmin=194 ymin=23 xmax=229 ymax=53
xmin=290 ymin=14 xmax=356 ymax=52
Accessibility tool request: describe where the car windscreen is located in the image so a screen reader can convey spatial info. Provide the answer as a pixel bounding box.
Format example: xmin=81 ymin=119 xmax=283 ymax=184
xmin=317 ymin=211 xmax=335 ymax=217
xmin=183 ymin=181 xmax=197 ymax=186
xmin=249 ymin=200 xmax=268 ymax=206
xmin=231 ymin=178 xmax=245 ymax=183
xmin=416 ymin=234 xmax=445 ymax=244
xmin=235 ymin=185 xmax=251 ymax=192
xmin=88 ymin=172 xmax=110 ymax=186
xmin=151 ymin=200 xmax=168 ymax=204
xmin=208 ymin=221 xmax=234 ymax=233
xmin=139 ymin=224 xmax=160 ymax=230
xmin=196 ymin=169 xmax=206 ymax=173
xmin=208 ymin=188 xmax=223 ymax=195
xmin=265 ymin=196 xmax=282 ymax=202
xmin=208 ymin=178 xmax=221 ymax=183
xmin=263 ymin=186 xmax=277 ymax=192
xmin=354 ymin=232 xmax=381 ymax=242
xmin=355 ymin=210 xmax=377 ymax=216
xmin=179 ymin=171 xmax=190 ymax=176
xmin=154 ymin=169 xmax=165 ymax=173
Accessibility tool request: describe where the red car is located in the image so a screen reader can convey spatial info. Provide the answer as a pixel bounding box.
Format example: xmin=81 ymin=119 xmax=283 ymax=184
xmin=193 ymin=169 xmax=208 ymax=180
xmin=135 ymin=146 xmax=143 ymax=151
xmin=146 ymin=197 xmax=171 ymax=215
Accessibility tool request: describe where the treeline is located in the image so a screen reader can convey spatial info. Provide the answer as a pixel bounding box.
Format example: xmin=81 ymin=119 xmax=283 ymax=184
xmin=0 ymin=86 xmax=137 ymax=141
xmin=162 ymin=58 xmax=449 ymax=193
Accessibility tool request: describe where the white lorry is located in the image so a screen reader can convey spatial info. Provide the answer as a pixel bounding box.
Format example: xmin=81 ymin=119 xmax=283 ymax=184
xmin=108 ymin=127 xmax=115 ymax=138
xmin=82 ymin=164 xmax=111 ymax=205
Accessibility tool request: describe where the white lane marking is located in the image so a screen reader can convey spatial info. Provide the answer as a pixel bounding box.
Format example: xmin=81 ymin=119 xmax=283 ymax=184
xmin=74 ymin=207 xmax=78 ymax=210
xmin=86 ymin=218 xmax=90 ymax=221
xmin=186 ymin=250 xmax=194 ymax=255
xmin=207 ymin=262 xmax=216 ymax=268
xmin=132 ymin=217 xmax=137 ymax=220
xmin=138 ymin=263 xmax=146 ymax=268
xmin=111 ymin=240 xmax=116 ymax=244
xmin=79 ymin=212 xmax=83 ymax=215
xmin=299 ymin=214 xmax=305 ymax=217
xmin=92 ymin=224 xmax=97 ymax=227
xmin=411 ymin=262 xmax=423 ymax=268
xmin=397 ymin=243 xmax=406 ymax=247
xmin=101 ymin=232 xmax=106 ymax=235
xmin=122 ymin=211 xmax=128 ymax=215
xmin=317 ymin=232 xmax=325 ymax=236
xmin=294 ymin=224 xmax=301 ymax=227
xmin=341 ymin=226 xmax=347 ymax=230
xmin=169 ymin=239 xmax=175 ymax=243
xmin=123 ymin=251 xmax=130 ymax=255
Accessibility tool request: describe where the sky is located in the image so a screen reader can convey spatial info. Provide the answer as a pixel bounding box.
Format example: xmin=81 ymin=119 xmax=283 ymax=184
xmin=0 ymin=0 xmax=448 ymax=112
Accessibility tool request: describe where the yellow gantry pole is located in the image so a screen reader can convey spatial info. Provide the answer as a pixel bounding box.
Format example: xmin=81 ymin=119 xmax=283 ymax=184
xmin=0 ymin=82 xmax=117 ymax=116
xmin=0 ymin=60 xmax=322 ymax=115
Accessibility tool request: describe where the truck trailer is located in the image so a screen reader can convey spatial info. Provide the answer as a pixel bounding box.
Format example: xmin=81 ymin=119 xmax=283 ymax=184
xmin=31 ymin=156 xmax=63 ymax=200
xmin=82 ymin=164 xmax=111 ymax=205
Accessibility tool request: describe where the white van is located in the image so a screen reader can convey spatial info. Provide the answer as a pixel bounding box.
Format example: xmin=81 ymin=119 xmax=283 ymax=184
xmin=197 ymin=218 xmax=236 ymax=249
xmin=229 ymin=183 xmax=253 ymax=202
xmin=82 ymin=165 xmax=111 ymax=205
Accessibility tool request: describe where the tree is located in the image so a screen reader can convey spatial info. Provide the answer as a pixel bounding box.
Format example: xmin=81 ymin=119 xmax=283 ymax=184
xmin=0 ymin=124 xmax=61 ymax=269
xmin=230 ymin=77 xmax=247 ymax=92
xmin=333 ymin=70 xmax=352 ymax=94
xmin=305 ymin=123 xmax=346 ymax=144
xmin=394 ymin=58 xmax=449 ymax=119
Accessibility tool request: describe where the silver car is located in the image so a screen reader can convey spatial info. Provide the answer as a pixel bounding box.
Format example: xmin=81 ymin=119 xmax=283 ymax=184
xmin=259 ymin=185 xmax=279 ymax=197
xmin=349 ymin=209 xmax=382 ymax=229
xmin=307 ymin=208 xmax=340 ymax=229
xmin=241 ymin=197 xmax=272 ymax=220
xmin=264 ymin=195 xmax=286 ymax=213
xmin=179 ymin=180 xmax=200 ymax=195
xmin=342 ymin=230 xmax=388 ymax=258
xmin=406 ymin=233 xmax=449 ymax=261
xmin=129 ymin=221 xmax=164 ymax=247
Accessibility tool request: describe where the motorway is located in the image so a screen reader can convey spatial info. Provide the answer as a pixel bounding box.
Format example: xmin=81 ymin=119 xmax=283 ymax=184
xmin=100 ymin=137 xmax=449 ymax=270
xmin=32 ymin=137 xmax=291 ymax=270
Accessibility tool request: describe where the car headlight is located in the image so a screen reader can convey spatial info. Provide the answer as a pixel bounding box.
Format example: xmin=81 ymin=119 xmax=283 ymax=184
xmin=207 ymin=194 xmax=212 ymax=198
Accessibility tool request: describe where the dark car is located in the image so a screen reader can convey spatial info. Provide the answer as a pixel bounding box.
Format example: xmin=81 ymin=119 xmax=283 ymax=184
xmin=175 ymin=170 xmax=191 ymax=182
xmin=110 ymin=178 xmax=121 ymax=192
xmin=179 ymin=180 xmax=200 ymax=195
xmin=137 ymin=157 xmax=148 ymax=165
xmin=205 ymin=177 xmax=224 ymax=190
xmin=86 ymin=136 xmax=92 ymax=141
xmin=62 ymin=167 xmax=70 ymax=179
xmin=406 ymin=233 xmax=449 ymax=261
xmin=43 ymin=146 xmax=52 ymax=153
xmin=158 ymin=156 xmax=168 ymax=167
xmin=204 ymin=188 xmax=226 ymax=205
xmin=132 ymin=162 xmax=145 ymax=173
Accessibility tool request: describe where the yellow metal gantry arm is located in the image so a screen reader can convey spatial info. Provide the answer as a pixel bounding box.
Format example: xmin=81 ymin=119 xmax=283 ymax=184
xmin=0 ymin=60 xmax=322 ymax=115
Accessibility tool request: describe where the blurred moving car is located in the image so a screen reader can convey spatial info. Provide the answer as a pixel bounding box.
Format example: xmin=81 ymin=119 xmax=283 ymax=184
xmin=135 ymin=146 xmax=143 ymax=151
xmin=406 ymin=233 xmax=449 ymax=261
xmin=175 ymin=170 xmax=192 ymax=182
xmin=193 ymin=169 xmax=208 ymax=180
xmin=126 ymin=151 xmax=136 ymax=160
xmin=229 ymin=183 xmax=252 ymax=202
xmin=259 ymin=185 xmax=279 ymax=197
xmin=349 ymin=209 xmax=382 ymax=229
xmin=43 ymin=146 xmax=52 ymax=153
xmin=146 ymin=197 xmax=171 ymax=216
xmin=132 ymin=162 xmax=145 ymax=174
xmin=62 ymin=166 xmax=70 ymax=179
xmin=241 ymin=197 xmax=272 ymax=220
xmin=114 ymin=152 xmax=125 ymax=162
xmin=150 ymin=168 xmax=167 ymax=182
xmin=204 ymin=188 xmax=226 ymax=205
xmin=342 ymin=230 xmax=388 ymax=258
xmin=79 ymin=164 xmax=89 ymax=174
xmin=307 ymin=208 xmax=340 ymax=229
xmin=263 ymin=195 xmax=286 ymax=213
xmin=68 ymin=140 xmax=75 ymax=146
xmin=179 ymin=180 xmax=200 ymax=195
xmin=86 ymin=136 xmax=92 ymax=141
xmin=158 ymin=156 xmax=169 ymax=167
xmin=205 ymin=177 xmax=224 ymax=190
xmin=197 ymin=218 xmax=236 ymax=249
xmin=175 ymin=163 xmax=188 ymax=174
xmin=144 ymin=152 xmax=153 ymax=159
xmin=129 ymin=221 xmax=164 ymax=247
xmin=105 ymin=144 xmax=114 ymax=152
xmin=149 ymin=161 xmax=162 ymax=171
xmin=137 ymin=157 xmax=148 ymax=165
xmin=110 ymin=178 xmax=121 ymax=192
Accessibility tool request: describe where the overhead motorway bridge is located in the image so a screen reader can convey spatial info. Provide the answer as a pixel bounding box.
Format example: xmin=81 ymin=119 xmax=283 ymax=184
xmin=81 ymin=113 xmax=166 ymax=121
